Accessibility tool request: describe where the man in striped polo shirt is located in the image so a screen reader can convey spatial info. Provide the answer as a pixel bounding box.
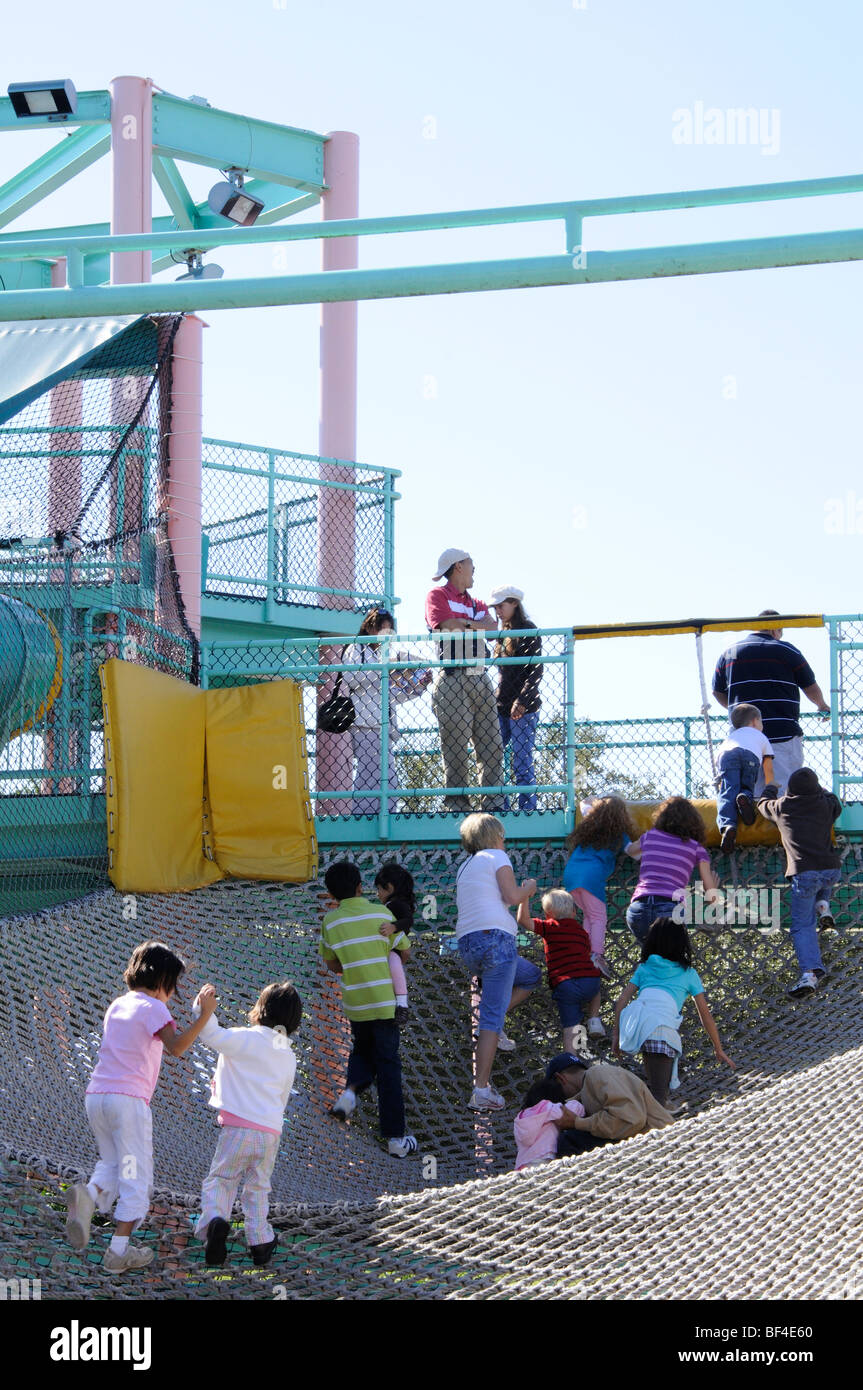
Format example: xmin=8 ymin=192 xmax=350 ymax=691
xmin=425 ymin=548 xmax=504 ymax=814
xmin=712 ymin=611 xmax=830 ymax=794
xmin=320 ymin=860 xmax=417 ymax=1158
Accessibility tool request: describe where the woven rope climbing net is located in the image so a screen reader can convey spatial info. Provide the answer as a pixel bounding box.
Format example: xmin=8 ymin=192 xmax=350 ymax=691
xmin=2 ymin=842 xmax=863 ymax=1299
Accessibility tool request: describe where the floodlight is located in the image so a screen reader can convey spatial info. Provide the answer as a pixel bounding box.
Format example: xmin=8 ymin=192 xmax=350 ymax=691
xmin=7 ymin=80 xmax=77 ymax=118
xmin=175 ymin=251 xmax=224 ymax=282
xmin=207 ymin=169 xmax=264 ymax=227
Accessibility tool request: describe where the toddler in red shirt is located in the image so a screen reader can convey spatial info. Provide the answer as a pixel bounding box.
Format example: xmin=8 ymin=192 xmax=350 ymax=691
xmin=517 ymin=889 xmax=603 ymax=1053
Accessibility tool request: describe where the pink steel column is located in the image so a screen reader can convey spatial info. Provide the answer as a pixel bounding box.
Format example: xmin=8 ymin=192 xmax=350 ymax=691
xmin=316 ymin=132 xmax=359 ymax=813
xmin=48 ymin=258 xmax=83 ymax=538
xmin=166 ymin=315 xmax=205 ymax=638
xmin=110 ymin=76 xmax=153 ymax=285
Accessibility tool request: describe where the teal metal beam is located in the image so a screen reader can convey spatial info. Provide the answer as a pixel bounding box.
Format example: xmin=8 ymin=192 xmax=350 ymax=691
xmin=0 ymin=259 xmax=53 ymax=290
xmin=152 ymin=156 xmax=199 ymax=229
xmin=0 ymin=126 xmax=111 ymax=229
xmin=1 ymin=228 xmax=862 ymax=320
xmin=0 ymin=89 xmax=111 ymax=130
xmin=151 ymin=93 xmax=326 ymax=191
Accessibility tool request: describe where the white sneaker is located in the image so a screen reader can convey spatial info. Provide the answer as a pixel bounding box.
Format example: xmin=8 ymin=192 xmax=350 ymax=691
xmin=329 ymin=1088 xmax=356 ymax=1121
xmin=497 ymin=1031 xmax=516 ymax=1052
xmin=102 ymin=1244 xmax=154 ymax=1273
xmin=787 ymin=971 xmax=819 ymax=999
xmin=387 ymin=1134 xmax=418 ymax=1158
xmin=469 ymin=1085 xmax=506 ymax=1111
xmin=65 ymin=1183 xmax=95 ymax=1251
xmin=587 ymin=1017 xmax=607 ymax=1040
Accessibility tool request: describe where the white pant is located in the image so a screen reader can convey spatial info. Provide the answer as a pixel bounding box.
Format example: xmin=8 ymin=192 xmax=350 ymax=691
xmin=195 ymin=1126 xmax=280 ymax=1247
xmin=350 ymin=725 xmax=398 ymax=815
xmin=85 ymin=1091 xmax=153 ymax=1226
xmin=754 ymin=735 xmax=803 ymax=796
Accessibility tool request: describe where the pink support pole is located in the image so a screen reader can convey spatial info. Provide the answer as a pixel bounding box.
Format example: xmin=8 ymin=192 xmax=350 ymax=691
xmin=166 ymin=315 xmax=204 ymax=638
xmin=109 ymin=76 xmax=153 ymax=286
xmin=166 ymin=314 xmax=204 ymax=636
xmin=316 ymin=132 xmax=359 ymax=812
xmin=48 ymin=259 xmax=83 ymax=539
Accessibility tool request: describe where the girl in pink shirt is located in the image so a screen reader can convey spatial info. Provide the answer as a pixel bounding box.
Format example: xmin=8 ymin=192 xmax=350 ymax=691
xmin=65 ymin=940 xmax=216 ymax=1274
xmin=514 ymin=1078 xmax=585 ymax=1170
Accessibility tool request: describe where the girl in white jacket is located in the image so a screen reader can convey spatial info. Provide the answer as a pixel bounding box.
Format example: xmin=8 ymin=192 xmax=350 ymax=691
xmin=193 ymin=981 xmax=302 ymax=1268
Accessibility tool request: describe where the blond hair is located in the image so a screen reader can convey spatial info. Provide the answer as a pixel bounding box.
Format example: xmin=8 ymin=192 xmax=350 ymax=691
xmin=542 ymin=889 xmax=575 ymax=919
xmin=460 ymin=813 xmax=505 ymax=854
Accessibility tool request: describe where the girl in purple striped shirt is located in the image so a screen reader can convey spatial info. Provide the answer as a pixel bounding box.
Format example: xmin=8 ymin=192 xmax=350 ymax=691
xmin=625 ymin=798 xmax=720 ymax=944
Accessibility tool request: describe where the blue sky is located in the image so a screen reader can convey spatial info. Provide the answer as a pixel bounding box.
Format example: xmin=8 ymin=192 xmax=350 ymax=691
xmin=2 ymin=0 xmax=860 ymax=718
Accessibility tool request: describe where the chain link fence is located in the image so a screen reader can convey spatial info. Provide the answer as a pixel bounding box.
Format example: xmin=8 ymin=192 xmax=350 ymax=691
xmin=201 ymin=439 xmax=399 ymax=614
xmin=201 ymin=629 xmax=573 ymax=827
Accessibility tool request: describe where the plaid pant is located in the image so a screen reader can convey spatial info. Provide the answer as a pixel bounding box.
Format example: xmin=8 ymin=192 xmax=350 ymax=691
xmin=195 ymin=1126 xmax=280 ymax=1247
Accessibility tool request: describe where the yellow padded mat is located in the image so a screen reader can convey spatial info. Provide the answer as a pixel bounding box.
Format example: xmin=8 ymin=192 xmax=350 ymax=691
xmin=101 ymin=660 xmax=317 ymax=892
xmin=624 ymin=799 xmax=781 ymax=848
xmin=101 ymin=660 xmax=223 ymax=893
xmin=206 ymin=679 xmax=316 ymax=881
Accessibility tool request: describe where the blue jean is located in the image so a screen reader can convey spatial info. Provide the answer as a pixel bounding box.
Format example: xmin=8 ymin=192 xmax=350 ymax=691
xmin=626 ymin=895 xmax=678 ymax=945
xmin=346 ymin=1018 xmax=405 ymax=1139
xmin=552 ymin=975 xmax=601 ymax=1028
xmin=499 ymin=710 xmax=539 ymax=812
xmin=789 ymin=868 xmax=841 ymax=973
xmin=457 ymin=929 xmax=541 ymax=1031
xmin=716 ymin=748 xmax=760 ymax=831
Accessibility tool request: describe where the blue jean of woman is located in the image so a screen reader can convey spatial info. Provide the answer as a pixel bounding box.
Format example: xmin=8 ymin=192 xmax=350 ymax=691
xmin=457 ymin=929 xmax=541 ymax=1032
xmin=498 ymin=710 xmax=539 ymax=812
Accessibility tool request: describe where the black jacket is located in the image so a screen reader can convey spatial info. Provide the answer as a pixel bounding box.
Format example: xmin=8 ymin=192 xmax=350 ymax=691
xmin=757 ymin=768 xmax=842 ymax=877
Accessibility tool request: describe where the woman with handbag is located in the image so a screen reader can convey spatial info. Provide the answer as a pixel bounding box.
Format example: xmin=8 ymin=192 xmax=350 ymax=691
xmin=341 ymin=608 xmax=427 ymax=818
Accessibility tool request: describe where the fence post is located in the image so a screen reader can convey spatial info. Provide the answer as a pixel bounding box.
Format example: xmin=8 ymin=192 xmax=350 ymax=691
xmin=564 ymin=633 xmax=575 ymax=832
xmin=828 ymin=616 xmax=841 ymax=798
xmin=683 ymin=716 xmax=692 ymax=797
xmin=378 ymin=645 xmax=391 ymax=839
xmin=265 ymin=451 xmax=276 ymax=623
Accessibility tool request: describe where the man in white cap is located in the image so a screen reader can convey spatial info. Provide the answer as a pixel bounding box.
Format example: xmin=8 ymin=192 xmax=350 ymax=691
xmin=425 ymin=550 xmax=504 ymax=812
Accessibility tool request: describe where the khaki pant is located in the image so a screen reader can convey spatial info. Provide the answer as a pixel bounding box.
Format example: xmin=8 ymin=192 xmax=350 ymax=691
xmin=431 ymin=670 xmax=504 ymax=812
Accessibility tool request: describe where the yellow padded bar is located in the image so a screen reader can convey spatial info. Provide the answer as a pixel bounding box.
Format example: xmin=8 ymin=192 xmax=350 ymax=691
xmin=624 ymin=799 xmax=780 ymax=848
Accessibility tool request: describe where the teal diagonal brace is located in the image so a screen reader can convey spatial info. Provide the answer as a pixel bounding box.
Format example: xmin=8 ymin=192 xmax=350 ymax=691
xmin=151 ymin=93 xmax=326 ymax=191
xmin=0 ymin=126 xmax=111 ymax=230
xmin=153 ymin=156 xmax=199 ymax=229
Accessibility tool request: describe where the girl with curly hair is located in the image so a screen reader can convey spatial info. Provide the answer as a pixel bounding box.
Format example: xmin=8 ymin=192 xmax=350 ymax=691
xmin=625 ymin=797 xmax=720 ymax=944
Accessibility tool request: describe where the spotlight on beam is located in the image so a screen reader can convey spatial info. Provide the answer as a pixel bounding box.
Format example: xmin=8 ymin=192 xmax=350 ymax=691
xmin=207 ymin=168 xmax=264 ymax=227
xmin=7 ymin=80 xmax=77 ymax=119
xmin=174 ymin=251 xmax=224 ymax=282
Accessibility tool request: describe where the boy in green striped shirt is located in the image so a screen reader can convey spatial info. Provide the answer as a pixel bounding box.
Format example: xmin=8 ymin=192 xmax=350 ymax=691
xmin=321 ymin=861 xmax=417 ymax=1158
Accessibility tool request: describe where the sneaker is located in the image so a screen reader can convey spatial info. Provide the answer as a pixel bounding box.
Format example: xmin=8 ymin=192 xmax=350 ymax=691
xmin=250 ymin=1235 xmax=277 ymax=1266
xmin=497 ymin=1031 xmax=516 ymax=1052
xmin=387 ymin=1134 xmax=418 ymax=1158
xmin=204 ymin=1216 xmax=230 ymax=1266
xmin=102 ymin=1244 xmax=154 ymax=1273
xmin=394 ymin=1004 xmax=410 ymax=1028
xmin=469 ymin=1085 xmax=506 ymax=1112
xmin=65 ymin=1184 xmax=95 ymax=1251
xmin=735 ymin=793 xmax=757 ymax=826
xmin=329 ymin=1088 xmax=356 ymax=1121
xmin=787 ymin=971 xmax=819 ymax=999
xmin=813 ymin=968 xmax=829 ymax=987
xmin=720 ymin=826 xmax=736 ymax=852
xmin=587 ymin=1017 xmax=607 ymax=1040
xmin=591 ymin=952 xmax=612 ymax=979
xmin=817 ymin=913 xmax=836 ymax=931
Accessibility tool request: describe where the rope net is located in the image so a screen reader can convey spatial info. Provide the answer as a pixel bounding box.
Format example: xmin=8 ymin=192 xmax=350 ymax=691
xmin=2 ymin=842 xmax=862 ymax=1299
